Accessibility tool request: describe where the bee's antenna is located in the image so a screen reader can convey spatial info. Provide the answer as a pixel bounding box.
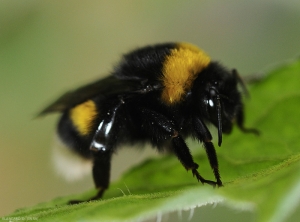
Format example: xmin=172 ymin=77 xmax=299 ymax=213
xmin=215 ymin=93 xmax=223 ymax=147
xmin=209 ymin=87 xmax=223 ymax=147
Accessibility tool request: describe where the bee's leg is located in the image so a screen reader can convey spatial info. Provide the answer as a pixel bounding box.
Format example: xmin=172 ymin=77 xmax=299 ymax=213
xmin=70 ymin=98 xmax=127 ymax=204
xmin=171 ymin=135 xmax=220 ymax=187
xmin=68 ymin=151 xmax=112 ymax=204
xmin=69 ymin=99 xmax=123 ymax=205
xmin=91 ymin=151 xmax=112 ymax=200
xmin=193 ymin=117 xmax=222 ymax=187
xmin=138 ymin=108 xmax=218 ymax=187
xmin=236 ymin=106 xmax=260 ymax=135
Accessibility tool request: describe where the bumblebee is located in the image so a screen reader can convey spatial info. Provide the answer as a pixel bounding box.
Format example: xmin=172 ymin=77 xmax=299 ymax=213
xmin=39 ymin=42 xmax=257 ymax=203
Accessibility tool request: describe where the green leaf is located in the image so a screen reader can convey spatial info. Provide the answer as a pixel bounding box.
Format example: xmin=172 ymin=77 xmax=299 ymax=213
xmin=6 ymin=59 xmax=300 ymax=221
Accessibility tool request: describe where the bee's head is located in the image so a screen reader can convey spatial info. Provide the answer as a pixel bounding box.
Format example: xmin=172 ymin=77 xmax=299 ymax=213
xmin=192 ymin=62 xmax=245 ymax=146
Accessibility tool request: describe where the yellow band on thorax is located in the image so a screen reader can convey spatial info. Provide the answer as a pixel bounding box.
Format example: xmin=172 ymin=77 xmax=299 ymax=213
xmin=161 ymin=43 xmax=210 ymax=104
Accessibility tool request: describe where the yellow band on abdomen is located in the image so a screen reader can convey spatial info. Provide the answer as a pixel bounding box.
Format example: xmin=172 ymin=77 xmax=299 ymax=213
xmin=70 ymin=100 xmax=98 ymax=135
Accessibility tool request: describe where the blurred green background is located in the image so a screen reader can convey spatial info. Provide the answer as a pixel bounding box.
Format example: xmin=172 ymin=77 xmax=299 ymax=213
xmin=1 ymin=0 xmax=300 ymax=220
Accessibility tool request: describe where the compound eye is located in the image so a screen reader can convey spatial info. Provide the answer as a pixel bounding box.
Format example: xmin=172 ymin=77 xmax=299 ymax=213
xmin=207 ymin=87 xmax=220 ymax=107
xmin=209 ymin=88 xmax=217 ymax=97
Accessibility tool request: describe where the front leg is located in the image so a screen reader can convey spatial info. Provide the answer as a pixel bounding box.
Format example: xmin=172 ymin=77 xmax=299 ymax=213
xmin=139 ymin=108 xmax=218 ymax=187
xmin=193 ymin=117 xmax=222 ymax=186
xmin=171 ymin=135 xmax=220 ymax=186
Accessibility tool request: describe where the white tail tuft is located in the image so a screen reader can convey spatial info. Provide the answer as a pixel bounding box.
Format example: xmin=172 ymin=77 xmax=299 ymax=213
xmin=52 ymin=136 xmax=92 ymax=181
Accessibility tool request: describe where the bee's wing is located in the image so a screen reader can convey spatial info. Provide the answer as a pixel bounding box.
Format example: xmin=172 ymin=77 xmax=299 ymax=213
xmin=37 ymin=75 xmax=136 ymax=116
